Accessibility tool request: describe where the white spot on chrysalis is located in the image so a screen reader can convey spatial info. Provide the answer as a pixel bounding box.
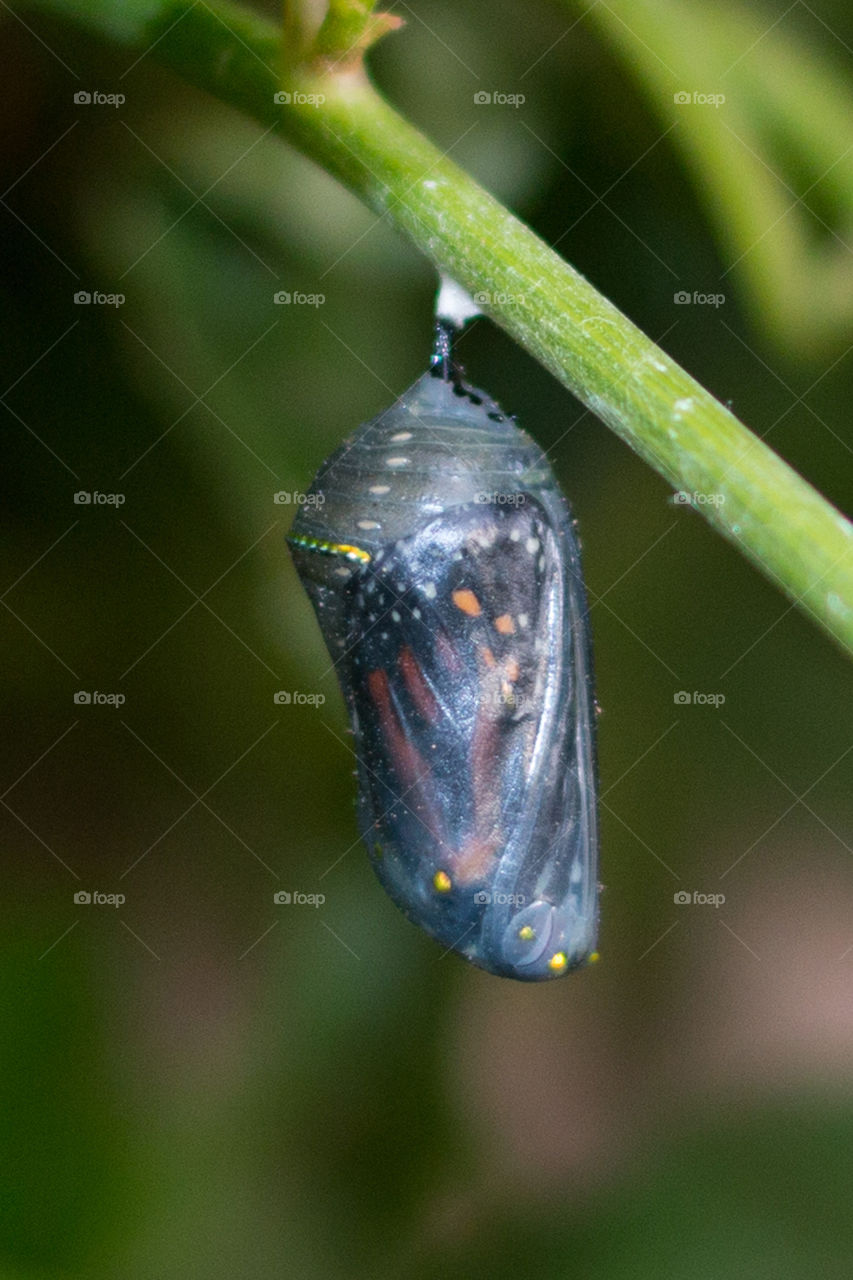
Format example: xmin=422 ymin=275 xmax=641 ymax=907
xmin=357 ymin=519 xmax=380 ymax=530
xmin=518 ymin=613 xmax=529 ymax=628
xmin=370 ymin=485 xmax=390 ymax=495
xmin=386 ymin=456 xmax=409 ymax=468
xmin=423 ymin=582 xmax=437 ymax=599
xmin=525 ymin=537 xmax=540 ymax=555
xmin=389 ymin=431 xmax=413 ymax=442
xmin=391 ymin=610 xmax=401 ymax=622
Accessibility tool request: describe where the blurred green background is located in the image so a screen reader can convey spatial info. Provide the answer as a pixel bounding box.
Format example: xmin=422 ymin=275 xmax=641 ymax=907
xmin=2 ymin=1 xmax=853 ymax=1276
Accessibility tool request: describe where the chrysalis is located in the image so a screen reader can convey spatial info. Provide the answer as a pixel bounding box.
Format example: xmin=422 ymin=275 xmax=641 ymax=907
xmin=288 ymin=279 xmax=599 ymax=980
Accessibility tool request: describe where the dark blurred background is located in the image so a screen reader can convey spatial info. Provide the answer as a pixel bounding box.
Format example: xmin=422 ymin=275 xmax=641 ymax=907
xmin=2 ymin=0 xmax=852 ymax=1276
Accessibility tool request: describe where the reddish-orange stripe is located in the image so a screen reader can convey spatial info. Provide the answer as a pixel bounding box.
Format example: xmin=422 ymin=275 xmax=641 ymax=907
xmin=366 ymin=668 xmax=426 ymax=789
xmin=398 ymin=646 xmax=439 ymax=722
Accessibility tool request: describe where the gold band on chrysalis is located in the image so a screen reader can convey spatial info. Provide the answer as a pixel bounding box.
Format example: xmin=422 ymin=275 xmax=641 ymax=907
xmin=287 ymin=534 xmax=371 ymax=564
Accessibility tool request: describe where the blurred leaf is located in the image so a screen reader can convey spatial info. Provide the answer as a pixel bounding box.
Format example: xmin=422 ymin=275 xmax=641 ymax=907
xmin=0 ymin=935 xmax=124 ymax=1273
xmin=584 ymin=0 xmax=853 ymax=357
xmin=409 ymin=1101 xmax=853 ymax=1280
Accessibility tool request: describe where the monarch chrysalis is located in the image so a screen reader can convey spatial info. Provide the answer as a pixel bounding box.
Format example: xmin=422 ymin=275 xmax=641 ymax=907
xmin=288 ymin=282 xmax=599 ymax=980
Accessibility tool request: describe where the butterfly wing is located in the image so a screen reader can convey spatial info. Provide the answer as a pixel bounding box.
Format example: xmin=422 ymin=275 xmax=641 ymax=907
xmin=337 ymin=496 xmax=598 ymax=980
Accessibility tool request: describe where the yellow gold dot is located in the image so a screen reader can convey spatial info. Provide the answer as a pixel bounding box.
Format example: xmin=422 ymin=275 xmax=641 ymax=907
xmin=548 ymin=951 xmax=568 ymax=973
xmin=588 ymin=951 xmax=600 ymax=965
xmin=433 ymin=869 xmax=452 ymax=893
xmin=518 ymin=924 xmax=535 ymax=941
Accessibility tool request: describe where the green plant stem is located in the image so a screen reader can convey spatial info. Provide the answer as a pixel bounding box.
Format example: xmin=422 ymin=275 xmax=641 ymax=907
xmin=29 ymin=0 xmax=853 ymax=655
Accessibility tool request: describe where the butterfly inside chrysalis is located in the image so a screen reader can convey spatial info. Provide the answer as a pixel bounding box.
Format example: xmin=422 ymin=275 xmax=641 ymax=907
xmin=288 ymin=277 xmax=599 ymax=980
